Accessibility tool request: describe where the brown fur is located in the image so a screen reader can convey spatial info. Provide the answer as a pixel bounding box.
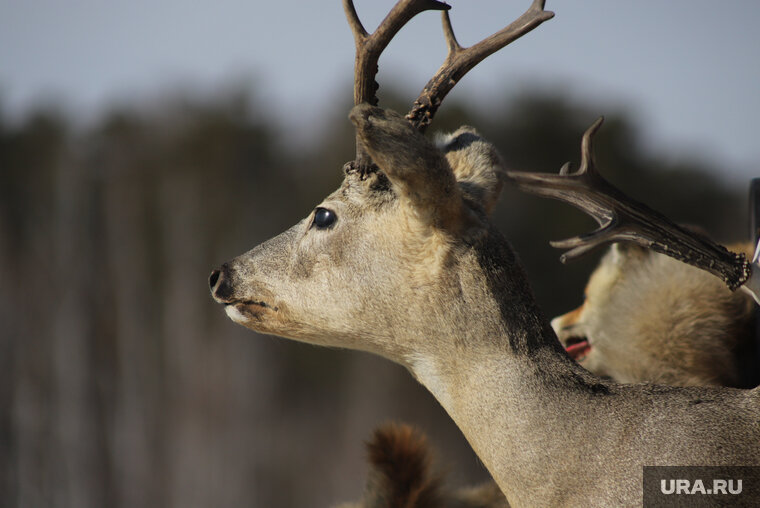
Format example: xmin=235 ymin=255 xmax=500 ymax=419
xmin=363 ymin=423 xmax=443 ymax=508
xmin=337 ymin=423 xmax=508 ymax=508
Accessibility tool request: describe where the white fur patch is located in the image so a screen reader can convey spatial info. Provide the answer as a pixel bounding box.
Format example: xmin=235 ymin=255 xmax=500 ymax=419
xmin=225 ymin=305 xmax=249 ymax=324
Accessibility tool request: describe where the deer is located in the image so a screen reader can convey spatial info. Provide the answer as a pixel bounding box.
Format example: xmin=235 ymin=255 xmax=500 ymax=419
xmin=209 ymin=1 xmax=760 ymax=506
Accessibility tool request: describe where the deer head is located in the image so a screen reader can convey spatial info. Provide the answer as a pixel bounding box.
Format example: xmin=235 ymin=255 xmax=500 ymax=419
xmin=209 ymin=0 xmax=553 ymax=365
xmin=209 ymin=104 xmax=527 ymax=365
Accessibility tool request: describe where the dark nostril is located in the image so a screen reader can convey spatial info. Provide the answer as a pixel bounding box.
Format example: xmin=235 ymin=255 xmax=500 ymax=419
xmin=209 ymin=269 xmax=221 ymax=290
xmin=210 ymin=264 xmax=235 ymax=303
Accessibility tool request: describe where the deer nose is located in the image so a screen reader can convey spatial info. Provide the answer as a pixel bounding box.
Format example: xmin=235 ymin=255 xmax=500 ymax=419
xmin=209 ymin=265 xmax=235 ymax=303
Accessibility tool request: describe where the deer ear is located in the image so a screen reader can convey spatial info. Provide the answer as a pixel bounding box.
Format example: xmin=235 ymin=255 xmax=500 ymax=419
xmin=436 ymin=127 xmax=506 ymax=216
xmin=350 ymin=105 xmax=464 ymax=231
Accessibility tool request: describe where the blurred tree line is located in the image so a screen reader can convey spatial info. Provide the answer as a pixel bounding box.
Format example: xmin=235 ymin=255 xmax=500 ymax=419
xmin=0 ymin=84 xmax=747 ymax=508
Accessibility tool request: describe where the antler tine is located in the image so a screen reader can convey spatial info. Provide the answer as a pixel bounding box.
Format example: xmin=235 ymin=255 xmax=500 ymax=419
xmin=344 ymin=0 xmax=451 ymax=169
xmin=578 ymin=116 xmax=603 ymax=176
xmin=343 ymin=0 xmax=369 ymax=43
xmin=441 ymin=10 xmax=461 ymax=53
xmin=407 ymin=0 xmax=554 ymax=131
xmin=507 ymin=118 xmax=752 ymax=291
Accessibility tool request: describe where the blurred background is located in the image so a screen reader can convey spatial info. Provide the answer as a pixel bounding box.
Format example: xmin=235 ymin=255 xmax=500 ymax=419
xmin=1 ymin=1 xmax=757 ymax=507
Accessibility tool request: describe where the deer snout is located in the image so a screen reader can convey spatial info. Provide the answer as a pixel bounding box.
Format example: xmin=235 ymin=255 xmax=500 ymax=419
xmin=209 ymin=264 xmax=235 ymax=304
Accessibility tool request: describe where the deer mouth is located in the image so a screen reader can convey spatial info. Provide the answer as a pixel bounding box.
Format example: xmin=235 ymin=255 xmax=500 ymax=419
xmin=563 ymin=336 xmax=592 ymax=362
xmin=225 ymin=299 xmax=278 ymax=323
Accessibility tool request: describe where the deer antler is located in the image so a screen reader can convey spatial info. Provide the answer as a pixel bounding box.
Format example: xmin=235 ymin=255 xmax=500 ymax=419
xmin=344 ymin=0 xmax=555 ymax=169
xmin=507 ymin=117 xmax=753 ymax=292
xmin=407 ymin=0 xmax=554 ymax=131
xmin=344 ymin=0 xmax=451 ymax=169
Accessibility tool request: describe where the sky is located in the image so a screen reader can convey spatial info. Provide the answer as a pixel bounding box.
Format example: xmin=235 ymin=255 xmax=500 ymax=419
xmin=2 ymin=0 xmax=759 ymax=182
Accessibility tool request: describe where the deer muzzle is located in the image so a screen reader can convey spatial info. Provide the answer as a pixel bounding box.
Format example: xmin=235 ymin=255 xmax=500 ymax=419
xmin=209 ymin=263 xmax=277 ymax=319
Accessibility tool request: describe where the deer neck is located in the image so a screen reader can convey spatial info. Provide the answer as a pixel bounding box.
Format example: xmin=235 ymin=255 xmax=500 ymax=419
xmin=404 ymin=231 xmax=611 ymax=506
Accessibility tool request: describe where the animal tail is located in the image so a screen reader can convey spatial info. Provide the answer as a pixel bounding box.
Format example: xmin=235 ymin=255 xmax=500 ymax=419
xmin=362 ymin=422 xmax=444 ymax=508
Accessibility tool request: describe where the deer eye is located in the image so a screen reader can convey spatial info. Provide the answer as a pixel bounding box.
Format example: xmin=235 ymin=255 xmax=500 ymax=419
xmin=312 ymin=207 xmax=337 ymax=229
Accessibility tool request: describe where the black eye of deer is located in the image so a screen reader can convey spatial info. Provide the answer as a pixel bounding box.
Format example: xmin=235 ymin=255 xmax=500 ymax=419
xmin=312 ymin=207 xmax=336 ymax=229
